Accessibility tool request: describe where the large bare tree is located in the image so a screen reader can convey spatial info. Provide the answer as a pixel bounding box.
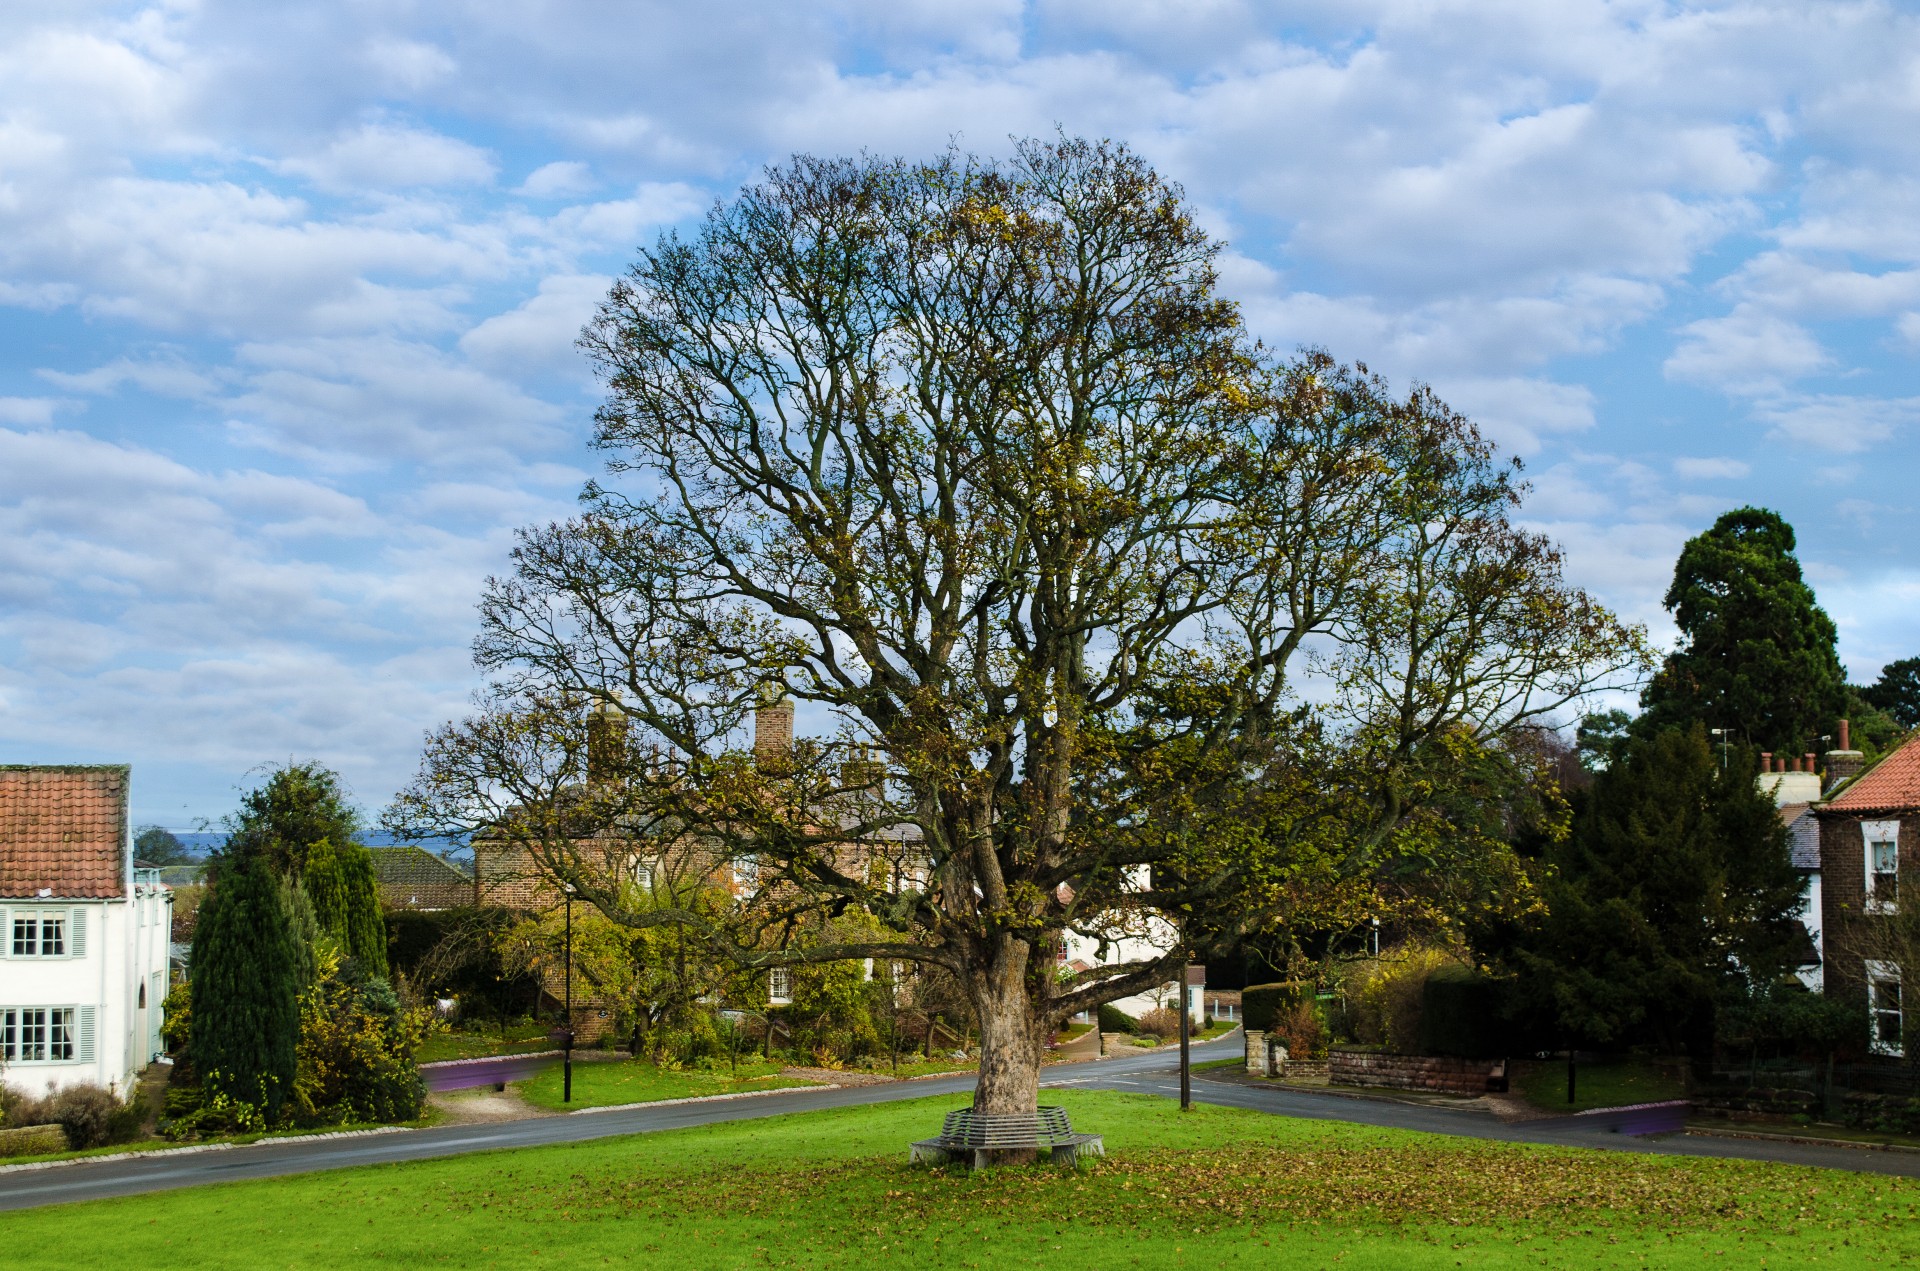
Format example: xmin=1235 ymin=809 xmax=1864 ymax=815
xmin=392 ymin=137 xmax=1645 ymax=1117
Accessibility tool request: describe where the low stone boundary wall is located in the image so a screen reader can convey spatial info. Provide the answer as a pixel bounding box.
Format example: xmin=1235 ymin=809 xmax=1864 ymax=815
xmin=1329 ymin=1047 xmax=1503 ymax=1095
xmin=1692 ymin=1086 xmax=1818 ymax=1121
xmin=0 ymin=1124 xmax=67 ymax=1157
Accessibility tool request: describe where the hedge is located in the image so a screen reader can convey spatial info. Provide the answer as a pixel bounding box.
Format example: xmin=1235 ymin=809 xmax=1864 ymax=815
xmin=1417 ymin=965 xmax=1508 ymax=1058
xmin=1097 ymin=1003 xmax=1139 ymax=1034
xmin=1241 ymin=982 xmax=1308 ymax=1033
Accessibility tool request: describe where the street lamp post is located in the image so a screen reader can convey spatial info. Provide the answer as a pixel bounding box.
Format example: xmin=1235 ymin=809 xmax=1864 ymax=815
xmin=563 ymin=883 xmax=575 ymax=1104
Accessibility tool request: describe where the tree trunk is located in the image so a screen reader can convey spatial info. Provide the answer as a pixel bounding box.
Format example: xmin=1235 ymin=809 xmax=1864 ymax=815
xmin=969 ymin=942 xmax=1046 ymax=1143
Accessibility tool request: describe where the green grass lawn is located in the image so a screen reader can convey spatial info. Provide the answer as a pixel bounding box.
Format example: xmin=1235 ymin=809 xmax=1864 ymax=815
xmin=517 ymin=1059 xmax=819 ymax=1110
xmin=416 ymin=1027 xmax=558 ymax=1065
xmin=1510 ymin=1056 xmax=1688 ymax=1114
xmin=8 ymin=1089 xmax=1915 ymax=1268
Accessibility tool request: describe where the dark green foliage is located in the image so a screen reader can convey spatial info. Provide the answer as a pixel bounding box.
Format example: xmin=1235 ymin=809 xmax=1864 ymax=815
xmin=340 ymin=842 xmax=390 ymax=978
xmin=189 ymin=855 xmax=301 ymax=1120
xmin=1240 ymin=982 xmax=1307 ymax=1033
xmin=133 ymin=825 xmax=193 ymax=866
xmin=1575 ymin=710 xmax=1632 ymax=773
xmin=1097 ymin=1003 xmax=1139 ymax=1034
xmin=1638 ymin=508 xmax=1847 ymax=754
xmin=292 ymin=957 xmax=426 ymax=1127
xmin=303 ymin=837 xmax=350 ymax=941
xmin=1418 ymin=966 xmax=1507 ymax=1058
xmin=225 ymin=761 xmax=361 ymax=878
xmin=1512 ymin=726 xmax=1806 ymax=1058
xmin=279 ymin=878 xmax=320 ymax=988
xmin=1867 ymin=657 xmax=1920 ymax=729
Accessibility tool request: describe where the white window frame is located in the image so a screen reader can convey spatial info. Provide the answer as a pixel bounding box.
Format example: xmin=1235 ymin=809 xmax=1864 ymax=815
xmin=1868 ymin=959 xmax=1904 ymax=1057
xmin=0 ymin=1005 xmax=93 ymax=1063
xmin=768 ymin=967 xmax=791 ymax=1004
xmin=1865 ymin=821 xmax=1901 ymax=914
xmin=5 ymin=908 xmax=86 ymax=959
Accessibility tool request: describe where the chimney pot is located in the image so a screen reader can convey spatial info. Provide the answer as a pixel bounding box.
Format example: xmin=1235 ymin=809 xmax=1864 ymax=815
xmin=1761 ymin=752 xmax=1772 ymax=772
xmin=1804 ymin=753 xmax=1816 ymax=773
xmin=1840 ymin=719 xmax=1851 ymax=751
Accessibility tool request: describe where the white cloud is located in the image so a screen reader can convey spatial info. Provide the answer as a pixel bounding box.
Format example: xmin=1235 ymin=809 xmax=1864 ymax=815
xmin=274 ymin=123 xmax=497 ymax=192
xmin=0 ymin=396 xmax=63 ymax=425
xmin=1664 ymin=307 xmax=1831 ymax=394
xmin=1753 ymin=394 xmax=1920 ymax=453
xmin=459 ymin=273 xmax=611 ymax=372
xmin=516 ymin=161 xmax=597 ymax=199
xmin=1672 ymin=456 xmax=1751 ymax=480
xmin=1432 ymin=377 xmax=1596 ymax=455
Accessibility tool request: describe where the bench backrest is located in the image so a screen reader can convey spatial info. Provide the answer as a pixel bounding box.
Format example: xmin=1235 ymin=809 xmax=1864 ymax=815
xmin=938 ymin=1105 xmax=1078 ymax=1147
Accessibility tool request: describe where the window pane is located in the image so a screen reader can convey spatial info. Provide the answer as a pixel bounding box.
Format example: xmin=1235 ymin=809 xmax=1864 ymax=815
xmin=1875 ymin=841 xmax=1899 ymax=872
xmin=21 ymin=1008 xmax=46 ymax=1061
xmin=12 ymin=915 xmax=36 ymax=956
xmin=49 ymin=1009 xmax=73 ymax=1060
xmin=41 ymin=915 xmax=64 ymax=957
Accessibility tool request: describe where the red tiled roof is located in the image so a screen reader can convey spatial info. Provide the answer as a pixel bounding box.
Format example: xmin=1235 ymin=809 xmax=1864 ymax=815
xmin=0 ymin=765 xmax=130 ymax=898
xmin=1824 ymin=734 xmax=1920 ymax=816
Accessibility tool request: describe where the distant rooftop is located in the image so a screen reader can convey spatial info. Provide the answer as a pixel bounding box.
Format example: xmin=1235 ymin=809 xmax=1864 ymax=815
xmin=1823 ymin=732 xmax=1920 ymax=817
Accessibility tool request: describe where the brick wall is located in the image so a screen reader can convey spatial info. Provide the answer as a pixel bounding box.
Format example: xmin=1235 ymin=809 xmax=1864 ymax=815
xmin=1819 ymin=810 xmax=1920 ymax=1028
xmin=1329 ymin=1047 xmax=1502 ymax=1095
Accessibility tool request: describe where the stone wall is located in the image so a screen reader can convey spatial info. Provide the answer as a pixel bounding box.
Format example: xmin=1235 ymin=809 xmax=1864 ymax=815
xmin=1329 ymin=1046 xmax=1503 ymax=1095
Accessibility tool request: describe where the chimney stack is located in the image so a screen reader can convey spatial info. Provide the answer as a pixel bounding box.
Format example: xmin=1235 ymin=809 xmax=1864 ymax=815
xmin=586 ymin=699 xmax=628 ymax=787
xmin=754 ymin=687 xmax=794 ymax=771
xmin=1823 ymin=717 xmax=1865 ymax=794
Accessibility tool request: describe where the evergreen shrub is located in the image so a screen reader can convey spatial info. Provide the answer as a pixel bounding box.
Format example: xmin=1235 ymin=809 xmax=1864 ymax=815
xmin=1241 ymin=982 xmax=1307 ymax=1033
xmin=1418 ymin=965 xmax=1508 ymax=1058
xmin=1097 ymin=1003 xmax=1139 ymax=1034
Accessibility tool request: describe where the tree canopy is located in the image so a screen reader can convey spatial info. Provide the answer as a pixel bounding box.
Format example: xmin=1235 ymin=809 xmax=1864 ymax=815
xmin=1866 ymin=657 xmax=1920 ymax=731
xmin=190 ymin=852 xmax=301 ymax=1119
xmin=1638 ymin=507 xmax=1846 ymax=753
xmin=134 ymin=825 xmax=193 ymax=866
xmin=393 ymin=137 xmax=1645 ymax=1115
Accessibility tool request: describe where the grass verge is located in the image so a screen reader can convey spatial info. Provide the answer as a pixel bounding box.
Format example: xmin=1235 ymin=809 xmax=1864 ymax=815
xmin=6 ymin=1089 xmax=1918 ymax=1267
xmin=416 ymin=1028 xmax=557 ymax=1065
xmin=517 ymin=1059 xmax=818 ymax=1110
xmin=1511 ymin=1056 xmax=1687 ymax=1114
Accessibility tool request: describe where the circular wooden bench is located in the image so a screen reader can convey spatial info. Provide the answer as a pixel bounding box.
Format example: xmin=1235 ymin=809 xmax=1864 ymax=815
xmin=909 ymin=1105 xmax=1105 ymax=1169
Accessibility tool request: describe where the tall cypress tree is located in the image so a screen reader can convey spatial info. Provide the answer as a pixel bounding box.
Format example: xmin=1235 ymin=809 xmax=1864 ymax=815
xmin=339 ymin=842 xmax=390 ymax=978
xmin=189 ymin=853 xmax=301 ymax=1119
xmin=1639 ymin=507 xmax=1846 ymax=753
xmin=303 ymin=837 xmax=351 ymax=943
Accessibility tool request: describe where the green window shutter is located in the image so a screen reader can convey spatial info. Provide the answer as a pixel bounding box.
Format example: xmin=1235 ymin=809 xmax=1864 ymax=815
xmin=0 ymin=906 xmax=8 ymax=958
xmin=69 ymin=907 xmax=87 ymax=958
xmin=77 ymin=1005 xmax=96 ymax=1062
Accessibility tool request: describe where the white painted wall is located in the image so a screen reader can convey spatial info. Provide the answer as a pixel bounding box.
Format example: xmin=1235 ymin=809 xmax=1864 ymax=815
xmin=1 ymin=874 xmax=171 ymax=1096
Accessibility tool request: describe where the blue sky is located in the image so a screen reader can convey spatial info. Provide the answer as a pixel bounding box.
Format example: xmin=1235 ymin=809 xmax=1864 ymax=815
xmin=1 ymin=1 xmax=1916 ymax=828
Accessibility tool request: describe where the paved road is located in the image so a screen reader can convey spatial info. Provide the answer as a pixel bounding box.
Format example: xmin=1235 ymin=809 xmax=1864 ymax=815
xmin=4 ymin=1035 xmax=1915 ymax=1213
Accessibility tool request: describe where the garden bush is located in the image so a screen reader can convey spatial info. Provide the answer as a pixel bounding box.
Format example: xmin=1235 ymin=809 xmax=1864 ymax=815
xmin=1098 ymin=1003 xmax=1139 ymax=1034
xmin=1342 ymin=947 xmax=1461 ymax=1052
xmin=1270 ymin=1001 xmax=1327 ymax=1059
xmin=1135 ymin=1007 xmax=1181 ymax=1039
xmin=3 ymin=1084 xmax=137 ymax=1149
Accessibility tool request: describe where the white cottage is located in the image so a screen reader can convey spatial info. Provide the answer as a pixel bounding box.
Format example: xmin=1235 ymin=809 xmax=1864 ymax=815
xmin=0 ymin=765 xmax=172 ymax=1095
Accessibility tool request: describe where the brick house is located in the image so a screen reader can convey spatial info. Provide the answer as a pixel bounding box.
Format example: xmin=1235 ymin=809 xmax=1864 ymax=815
xmin=0 ymin=765 xmax=173 ymax=1094
xmin=1817 ymin=728 xmax=1920 ymax=1057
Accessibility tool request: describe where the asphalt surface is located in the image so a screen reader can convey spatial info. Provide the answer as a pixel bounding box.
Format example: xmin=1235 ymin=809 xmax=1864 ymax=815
xmin=4 ymin=1034 xmax=1916 ymax=1213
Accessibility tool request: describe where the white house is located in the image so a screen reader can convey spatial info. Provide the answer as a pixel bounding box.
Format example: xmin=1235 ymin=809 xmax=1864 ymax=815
xmin=0 ymin=765 xmax=172 ymax=1095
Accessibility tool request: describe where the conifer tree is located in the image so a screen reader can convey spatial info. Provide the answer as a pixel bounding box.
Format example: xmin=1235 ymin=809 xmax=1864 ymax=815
xmin=1639 ymin=507 xmax=1846 ymax=753
xmin=1517 ymin=725 xmax=1805 ymax=1061
xmin=303 ymin=837 xmax=350 ymax=943
xmin=339 ymin=842 xmax=390 ymax=978
xmin=189 ymin=853 xmax=301 ymax=1119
